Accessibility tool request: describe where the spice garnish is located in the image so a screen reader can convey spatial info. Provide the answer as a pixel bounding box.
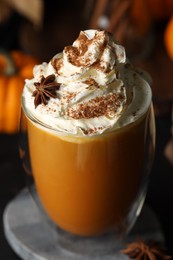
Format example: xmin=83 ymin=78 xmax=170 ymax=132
xmin=121 ymin=240 xmax=172 ymax=260
xmin=32 ymin=74 xmax=60 ymax=108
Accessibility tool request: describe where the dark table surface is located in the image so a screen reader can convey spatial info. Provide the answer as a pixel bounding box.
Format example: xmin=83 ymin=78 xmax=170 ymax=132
xmin=0 ymin=113 xmax=173 ymax=259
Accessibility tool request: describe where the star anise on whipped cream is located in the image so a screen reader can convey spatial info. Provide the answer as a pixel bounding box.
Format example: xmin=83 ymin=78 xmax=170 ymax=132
xmin=121 ymin=240 xmax=172 ymax=260
xmin=32 ymin=74 xmax=60 ymax=108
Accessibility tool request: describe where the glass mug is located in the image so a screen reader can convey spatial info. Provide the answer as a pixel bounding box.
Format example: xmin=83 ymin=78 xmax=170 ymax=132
xmin=19 ymin=91 xmax=155 ymax=255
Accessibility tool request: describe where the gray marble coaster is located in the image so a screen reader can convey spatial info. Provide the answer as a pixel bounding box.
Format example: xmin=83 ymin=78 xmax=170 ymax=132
xmin=3 ymin=189 xmax=165 ymax=260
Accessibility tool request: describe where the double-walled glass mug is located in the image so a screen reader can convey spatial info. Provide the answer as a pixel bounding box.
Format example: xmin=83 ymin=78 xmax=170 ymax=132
xmin=19 ymin=87 xmax=155 ymax=256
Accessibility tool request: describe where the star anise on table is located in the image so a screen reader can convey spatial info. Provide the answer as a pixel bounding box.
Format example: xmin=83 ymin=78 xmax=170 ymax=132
xmin=32 ymin=74 xmax=60 ymax=108
xmin=121 ymin=240 xmax=172 ymax=260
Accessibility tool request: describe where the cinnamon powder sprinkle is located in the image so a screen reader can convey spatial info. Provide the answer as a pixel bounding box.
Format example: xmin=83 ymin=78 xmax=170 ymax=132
xmin=61 ymin=92 xmax=77 ymax=104
xmin=51 ymin=58 xmax=63 ymax=74
xmin=66 ymin=93 xmax=124 ymax=119
xmin=52 ymin=31 xmax=109 ymax=73
xmin=84 ymin=78 xmax=99 ymax=88
xmin=82 ymin=127 xmax=104 ymax=135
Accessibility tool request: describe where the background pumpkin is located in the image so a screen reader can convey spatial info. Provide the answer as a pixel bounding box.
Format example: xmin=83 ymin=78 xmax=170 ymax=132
xmin=0 ymin=50 xmax=38 ymax=134
xmin=130 ymin=0 xmax=173 ymax=38
xmin=164 ymin=15 xmax=173 ymax=61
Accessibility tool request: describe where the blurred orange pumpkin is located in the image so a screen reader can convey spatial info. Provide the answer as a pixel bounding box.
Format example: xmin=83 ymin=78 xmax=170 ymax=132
xmin=0 ymin=50 xmax=38 ymax=134
xmin=164 ymin=15 xmax=173 ymax=61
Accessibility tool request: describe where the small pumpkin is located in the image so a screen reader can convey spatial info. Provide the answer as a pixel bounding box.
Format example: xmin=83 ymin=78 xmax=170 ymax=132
xmin=130 ymin=0 xmax=173 ymax=38
xmin=164 ymin=15 xmax=173 ymax=61
xmin=0 ymin=50 xmax=38 ymax=134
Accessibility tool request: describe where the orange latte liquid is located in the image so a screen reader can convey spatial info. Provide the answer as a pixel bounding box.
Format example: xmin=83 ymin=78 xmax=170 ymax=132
xmin=27 ymin=111 xmax=149 ymax=236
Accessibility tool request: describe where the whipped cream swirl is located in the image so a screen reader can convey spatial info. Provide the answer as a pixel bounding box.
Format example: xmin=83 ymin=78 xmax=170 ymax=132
xmin=22 ymin=30 xmax=151 ymax=135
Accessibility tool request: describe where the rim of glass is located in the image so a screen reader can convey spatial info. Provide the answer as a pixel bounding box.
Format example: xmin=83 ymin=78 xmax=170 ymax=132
xmin=21 ymin=95 xmax=152 ymax=139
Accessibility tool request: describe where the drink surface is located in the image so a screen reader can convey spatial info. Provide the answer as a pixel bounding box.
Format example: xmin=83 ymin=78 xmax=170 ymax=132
xmin=27 ymin=110 xmax=149 ymax=236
